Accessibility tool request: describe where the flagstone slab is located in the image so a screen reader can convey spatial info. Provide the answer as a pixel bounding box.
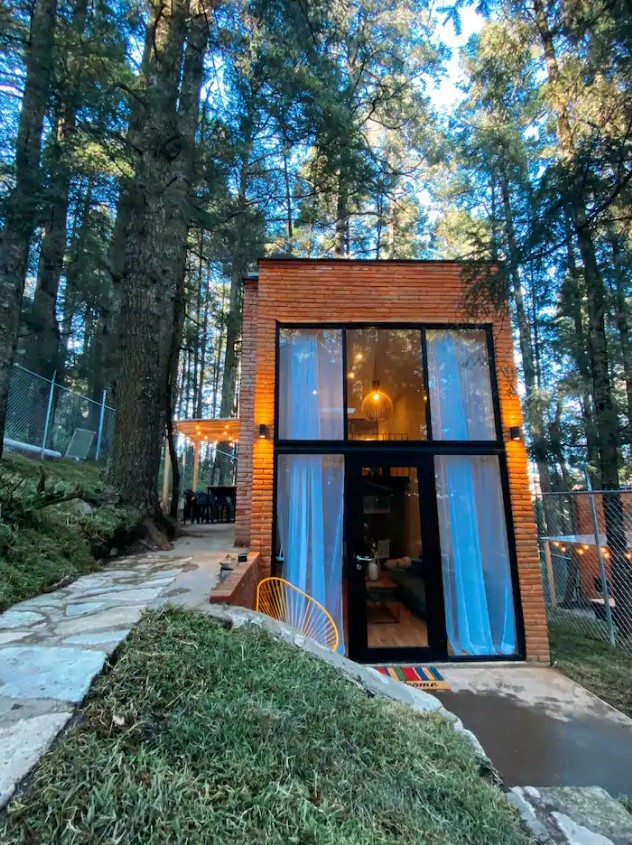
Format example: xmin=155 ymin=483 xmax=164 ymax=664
xmin=0 ymin=611 xmax=44 ymax=629
xmin=0 ymin=711 xmax=72 ymax=809
xmin=0 ymin=646 xmax=106 ymax=702
xmin=54 ymin=606 xmax=144 ymax=636
xmin=0 ymin=631 xmax=31 ymax=645
xmin=62 ymin=630 xmax=131 ymax=648
xmin=65 ymin=601 xmax=107 ymax=617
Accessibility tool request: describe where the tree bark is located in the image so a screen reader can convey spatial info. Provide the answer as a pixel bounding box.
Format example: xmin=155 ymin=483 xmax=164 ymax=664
xmin=533 ymin=0 xmax=631 ymax=634
xmin=108 ymin=0 xmax=206 ymax=517
xmin=334 ymin=177 xmax=349 ymax=257
xmin=25 ymin=0 xmax=89 ymax=386
xmin=0 ymin=0 xmax=57 ymax=457
xmin=608 ymin=234 xmax=632 ymax=437
xmin=499 ymin=164 xmax=553 ymax=499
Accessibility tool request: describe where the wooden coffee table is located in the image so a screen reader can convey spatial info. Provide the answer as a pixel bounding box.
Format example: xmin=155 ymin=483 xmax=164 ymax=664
xmin=366 ymin=575 xmax=400 ymax=624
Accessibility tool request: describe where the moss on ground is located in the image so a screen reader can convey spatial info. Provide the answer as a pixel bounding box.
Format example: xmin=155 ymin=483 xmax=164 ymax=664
xmin=0 ymin=608 xmax=531 ymax=845
xmin=0 ymin=452 xmax=140 ymax=611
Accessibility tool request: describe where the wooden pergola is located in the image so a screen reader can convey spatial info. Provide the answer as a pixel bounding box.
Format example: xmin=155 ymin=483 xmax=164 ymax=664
xmin=162 ymin=418 xmax=240 ymax=504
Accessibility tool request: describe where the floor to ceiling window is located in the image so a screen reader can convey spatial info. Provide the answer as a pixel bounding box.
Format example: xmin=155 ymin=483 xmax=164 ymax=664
xmin=274 ymin=324 xmax=522 ymax=661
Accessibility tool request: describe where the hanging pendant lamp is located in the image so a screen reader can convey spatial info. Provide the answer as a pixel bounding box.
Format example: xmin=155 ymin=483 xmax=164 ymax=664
xmin=361 ymin=379 xmax=393 ymax=422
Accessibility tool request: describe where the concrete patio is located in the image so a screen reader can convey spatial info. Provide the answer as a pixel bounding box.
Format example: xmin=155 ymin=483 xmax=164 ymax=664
xmin=435 ymin=664 xmax=632 ymax=795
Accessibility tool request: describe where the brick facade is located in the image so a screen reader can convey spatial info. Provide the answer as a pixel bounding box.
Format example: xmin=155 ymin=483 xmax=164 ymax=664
xmin=235 ymin=259 xmax=549 ymax=662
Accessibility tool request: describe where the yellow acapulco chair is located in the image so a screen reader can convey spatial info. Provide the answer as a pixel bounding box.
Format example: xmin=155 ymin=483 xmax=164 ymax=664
xmin=255 ymin=577 xmax=340 ymax=652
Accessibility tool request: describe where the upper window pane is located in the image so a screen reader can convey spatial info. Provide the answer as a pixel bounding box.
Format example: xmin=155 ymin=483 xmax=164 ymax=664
xmin=426 ymin=329 xmax=496 ymax=440
xmin=346 ymin=328 xmax=426 ymax=441
xmin=278 ymin=328 xmax=344 ymax=440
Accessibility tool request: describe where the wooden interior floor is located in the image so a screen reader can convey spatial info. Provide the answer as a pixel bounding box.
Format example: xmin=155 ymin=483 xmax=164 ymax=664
xmin=367 ymin=603 xmax=428 ymax=648
xmin=342 ymin=580 xmax=428 ymax=651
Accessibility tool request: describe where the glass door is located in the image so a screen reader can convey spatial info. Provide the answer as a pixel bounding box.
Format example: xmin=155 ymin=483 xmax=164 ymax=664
xmin=345 ymin=453 xmax=447 ymax=662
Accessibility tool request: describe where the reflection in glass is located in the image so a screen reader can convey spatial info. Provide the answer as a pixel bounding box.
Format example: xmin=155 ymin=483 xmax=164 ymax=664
xmin=278 ymin=329 xmax=344 ymax=440
xmin=358 ymin=466 xmax=428 ymax=649
xmin=346 ymin=328 xmax=426 ymax=441
xmin=426 ymin=329 xmax=496 ymax=440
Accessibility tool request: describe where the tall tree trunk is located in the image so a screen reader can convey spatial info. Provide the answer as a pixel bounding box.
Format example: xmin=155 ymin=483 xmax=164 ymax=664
xmin=608 ymin=233 xmax=632 ymax=437
xmin=195 ymin=239 xmax=210 ymax=418
xmin=564 ymin=235 xmax=600 ymax=480
xmin=25 ymin=124 xmax=68 ymax=381
xmin=104 ymin=34 xmax=154 ymax=402
xmin=0 ymin=0 xmax=57 ymax=457
xmin=25 ymin=0 xmax=89 ymax=385
xmin=282 ymin=147 xmax=293 ymax=252
xmin=533 ymin=0 xmax=631 ymax=633
xmin=499 ymin=163 xmax=553 ymax=499
xmin=334 ymin=178 xmax=349 ymax=257
xmin=60 ymin=177 xmax=93 ymax=366
xmin=214 ymin=165 xmax=254 ymax=484
xmin=108 ymin=0 xmax=197 ymax=517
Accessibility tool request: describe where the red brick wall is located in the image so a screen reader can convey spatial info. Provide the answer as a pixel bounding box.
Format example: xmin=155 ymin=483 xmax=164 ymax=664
xmin=235 ymin=279 xmax=258 ymax=547
xmin=210 ymin=553 xmax=262 ymax=608
xmin=236 ymin=259 xmax=549 ymax=662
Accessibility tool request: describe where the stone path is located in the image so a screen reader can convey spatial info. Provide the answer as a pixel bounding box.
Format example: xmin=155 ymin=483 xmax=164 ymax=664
xmin=0 ymin=554 xmax=193 ymax=809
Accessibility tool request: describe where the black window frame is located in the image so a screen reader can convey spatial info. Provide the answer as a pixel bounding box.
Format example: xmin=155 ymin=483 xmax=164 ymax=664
xmin=275 ymin=322 xmax=503 ymax=449
xmin=271 ymin=321 xmax=526 ymax=662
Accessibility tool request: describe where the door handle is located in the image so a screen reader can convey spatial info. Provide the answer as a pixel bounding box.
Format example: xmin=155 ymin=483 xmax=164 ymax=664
xmin=354 ymin=555 xmax=372 ymax=571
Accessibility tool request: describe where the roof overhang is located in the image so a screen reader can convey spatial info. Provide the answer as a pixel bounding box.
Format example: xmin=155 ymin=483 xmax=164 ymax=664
xmin=174 ymin=418 xmax=240 ymax=444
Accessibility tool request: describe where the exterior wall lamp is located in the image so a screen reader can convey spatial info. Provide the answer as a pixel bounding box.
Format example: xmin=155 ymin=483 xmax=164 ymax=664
xmin=258 ymin=424 xmax=270 ymax=439
xmin=509 ymin=426 xmax=522 ymax=442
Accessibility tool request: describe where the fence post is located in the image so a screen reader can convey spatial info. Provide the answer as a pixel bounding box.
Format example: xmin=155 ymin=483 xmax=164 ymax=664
xmin=41 ymin=371 xmax=56 ymax=459
xmin=585 ymin=468 xmax=616 ymax=647
xmin=95 ymin=389 xmax=107 ymax=461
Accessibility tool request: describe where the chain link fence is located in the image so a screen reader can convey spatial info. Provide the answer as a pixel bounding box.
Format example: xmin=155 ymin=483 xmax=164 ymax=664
xmin=5 ymin=364 xmax=115 ymax=463
xmin=536 ymin=482 xmax=632 ymax=653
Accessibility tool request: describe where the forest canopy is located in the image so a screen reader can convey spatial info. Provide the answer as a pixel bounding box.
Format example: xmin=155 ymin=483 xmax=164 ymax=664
xmin=0 ymin=0 xmax=631 ymax=521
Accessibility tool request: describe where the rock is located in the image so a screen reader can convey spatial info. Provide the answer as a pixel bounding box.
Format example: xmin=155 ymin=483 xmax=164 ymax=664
xmin=510 ymin=786 xmax=632 ymax=844
xmin=0 ymin=711 xmax=72 ymax=809
xmin=67 ymin=499 xmax=94 ymax=516
xmin=0 ymin=645 xmax=106 ymax=702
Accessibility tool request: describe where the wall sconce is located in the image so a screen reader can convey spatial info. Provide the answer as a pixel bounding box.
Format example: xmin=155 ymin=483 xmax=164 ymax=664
xmin=258 ymin=423 xmax=270 ymax=439
xmin=509 ymin=426 xmax=522 ymax=442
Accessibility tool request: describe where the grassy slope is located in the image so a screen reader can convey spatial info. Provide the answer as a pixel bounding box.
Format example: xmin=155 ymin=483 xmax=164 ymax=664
xmin=0 ymin=452 xmax=139 ymax=611
xmin=549 ymin=622 xmax=632 ymax=718
xmin=1 ymin=609 xmax=531 ymax=845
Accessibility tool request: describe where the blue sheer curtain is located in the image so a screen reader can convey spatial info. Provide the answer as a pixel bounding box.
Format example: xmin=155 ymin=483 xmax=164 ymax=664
xmin=435 ymin=456 xmax=516 ymax=655
xmin=278 ymin=329 xmax=343 ymax=440
xmin=426 ymin=329 xmax=495 ymax=440
xmin=427 ymin=330 xmax=515 ymax=656
xmin=276 ymin=330 xmax=345 ymax=651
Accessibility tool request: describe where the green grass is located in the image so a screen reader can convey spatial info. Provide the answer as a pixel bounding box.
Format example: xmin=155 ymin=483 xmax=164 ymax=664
xmin=549 ymin=622 xmax=632 ymax=718
xmin=1 ymin=608 xmax=531 ymax=845
xmin=0 ymin=452 xmax=140 ymax=611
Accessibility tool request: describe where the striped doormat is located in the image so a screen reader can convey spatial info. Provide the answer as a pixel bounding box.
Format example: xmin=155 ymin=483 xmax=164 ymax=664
xmin=375 ymin=665 xmax=450 ymax=690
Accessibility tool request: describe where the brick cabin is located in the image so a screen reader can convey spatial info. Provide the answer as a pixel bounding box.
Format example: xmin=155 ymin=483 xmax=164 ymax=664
xmin=234 ymin=258 xmax=549 ymax=663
